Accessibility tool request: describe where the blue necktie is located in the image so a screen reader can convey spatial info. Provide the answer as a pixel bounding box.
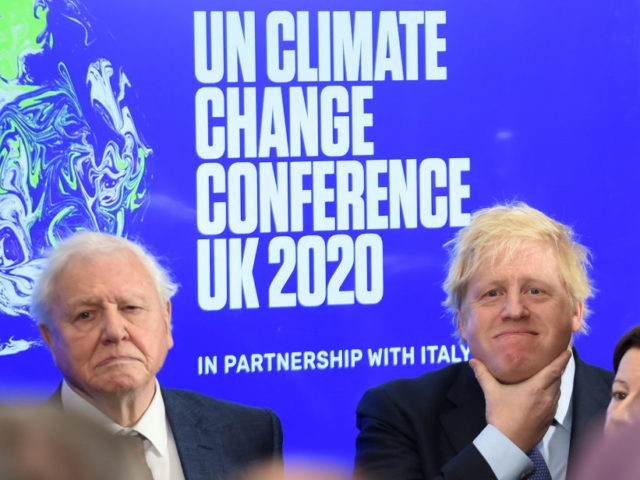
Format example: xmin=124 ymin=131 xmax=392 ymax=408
xmin=526 ymin=447 xmax=552 ymax=480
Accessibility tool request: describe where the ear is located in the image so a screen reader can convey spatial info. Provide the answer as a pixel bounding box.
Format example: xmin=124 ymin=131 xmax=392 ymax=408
xmin=164 ymin=300 xmax=174 ymax=349
xmin=571 ymin=300 xmax=584 ymax=333
xmin=39 ymin=324 xmax=54 ymax=348
xmin=38 ymin=324 xmax=61 ymax=369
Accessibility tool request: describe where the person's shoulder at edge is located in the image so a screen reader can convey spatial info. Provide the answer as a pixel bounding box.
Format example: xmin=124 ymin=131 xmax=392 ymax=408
xmin=575 ymin=351 xmax=614 ymax=383
xmin=162 ymin=388 xmax=281 ymax=428
xmin=163 ymin=388 xmax=277 ymax=416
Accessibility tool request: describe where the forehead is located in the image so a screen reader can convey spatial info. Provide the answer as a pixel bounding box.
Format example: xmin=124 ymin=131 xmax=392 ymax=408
xmin=52 ymin=250 xmax=158 ymax=304
xmin=472 ymin=240 xmax=563 ymax=282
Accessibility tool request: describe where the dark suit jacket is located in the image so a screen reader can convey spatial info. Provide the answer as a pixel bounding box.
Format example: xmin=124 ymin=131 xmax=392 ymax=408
xmin=355 ymin=352 xmax=612 ymax=480
xmin=50 ymin=386 xmax=283 ymax=480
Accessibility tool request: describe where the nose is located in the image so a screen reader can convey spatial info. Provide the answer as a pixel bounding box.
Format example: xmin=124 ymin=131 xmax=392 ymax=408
xmin=100 ymin=307 xmax=129 ymax=344
xmin=606 ymin=402 xmax=634 ymax=434
xmin=501 ymin=291 xmax=528 ymax=320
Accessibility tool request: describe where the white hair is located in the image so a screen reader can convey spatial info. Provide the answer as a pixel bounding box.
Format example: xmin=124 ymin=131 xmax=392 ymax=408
xmin=30 ymin=232 xmax=178 ymax=326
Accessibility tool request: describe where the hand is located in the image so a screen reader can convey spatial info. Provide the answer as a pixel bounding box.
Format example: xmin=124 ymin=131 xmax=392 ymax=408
xmin=469 ymin=348 xmax=571 ymax=452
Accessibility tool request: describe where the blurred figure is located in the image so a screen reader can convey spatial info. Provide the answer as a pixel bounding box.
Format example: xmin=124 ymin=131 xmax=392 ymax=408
xmin=0 ymin=405 xmax=145 ymax=480
xmin=569 ymin=326 xmax=640 ymax=480
xmin=569 ymin=421 xmax=640 ymax=480
xmin=605 ymin=325 xmax=640 ymax=434
xmin=232 ymin=460 xmax=353 ymax=480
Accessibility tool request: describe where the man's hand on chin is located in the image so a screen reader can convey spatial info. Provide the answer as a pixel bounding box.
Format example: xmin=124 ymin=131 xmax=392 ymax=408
xmin=470 ymin=348 xmax=572 ymax=452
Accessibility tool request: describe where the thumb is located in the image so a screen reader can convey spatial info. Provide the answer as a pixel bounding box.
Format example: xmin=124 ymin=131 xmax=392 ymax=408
xmin=469 ymin=358 xmax=497 ymax=392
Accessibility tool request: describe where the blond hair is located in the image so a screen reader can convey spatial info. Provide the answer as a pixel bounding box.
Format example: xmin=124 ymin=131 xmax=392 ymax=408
xmin=443 ymin=202 xmax=592 ymax=338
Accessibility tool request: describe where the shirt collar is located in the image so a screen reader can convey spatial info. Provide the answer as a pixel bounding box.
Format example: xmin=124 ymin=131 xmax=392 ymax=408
xmin=60 ymin=379 xmax=169 ymax=456
xmin=555 ymin=352 xmax=575 ymax=430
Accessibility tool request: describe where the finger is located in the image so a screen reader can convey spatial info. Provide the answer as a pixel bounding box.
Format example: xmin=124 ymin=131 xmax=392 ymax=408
xmin=469 ymin=358 xmax=498 ymax=393
xmin=533 ymin=349 xmax=571 ymax=389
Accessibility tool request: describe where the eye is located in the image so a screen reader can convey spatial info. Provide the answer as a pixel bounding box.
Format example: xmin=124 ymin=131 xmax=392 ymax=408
xmin=484 ymin=289 xmax=499 ymax=298
xmin=70 ymin=310 xmax=96 ymax=327
xmin=529 ymin=287 xmax=542 ymax=295
xmin=612 ymin=391 xmax=627 ymax=401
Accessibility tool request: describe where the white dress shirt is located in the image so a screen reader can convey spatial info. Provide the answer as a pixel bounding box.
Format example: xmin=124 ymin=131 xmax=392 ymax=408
xmin=61 ymin=380 xmax=186 ymax=480
xmin=473 ymin=354 xmax=575 ymax=480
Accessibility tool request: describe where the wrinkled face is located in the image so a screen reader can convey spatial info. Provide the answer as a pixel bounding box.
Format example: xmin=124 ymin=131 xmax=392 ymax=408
xmin=459 ymin=240 xmax=582 ymax=384
xmin=605 ymin=348 xmax=640 ymax=435
xmin=39 ymin=250 xmax=173 ymax=401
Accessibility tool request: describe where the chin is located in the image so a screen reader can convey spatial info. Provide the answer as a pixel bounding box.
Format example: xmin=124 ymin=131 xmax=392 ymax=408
xmin=490 ymin=359 xmax=538 ymax=384
xmin=93 ymin=373 xmax=148 ymax=394
xmin=494 ymin=369 xmax=535 ymax=384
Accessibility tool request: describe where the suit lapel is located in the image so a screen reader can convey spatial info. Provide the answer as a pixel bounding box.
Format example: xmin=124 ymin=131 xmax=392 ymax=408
xmin=440 ymin=363 xmax=487 ymax=453
xmin=568 ymin=352 xmax=612 ymax=475
xmin=570 ymin=354 xmax=610 ymax=443
xmin=163 ymin=390 xmax=227 ymax=480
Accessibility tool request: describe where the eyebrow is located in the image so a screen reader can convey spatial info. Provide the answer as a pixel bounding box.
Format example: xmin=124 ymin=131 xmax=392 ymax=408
xmin=67 ymin=294 xmax=148 ymax=308
xmin=613 ymin=379 xmax=629 ymax=388
xmin=470 ymin=277 xmax=557 ymax=292
xmin=66 ymin=297 xmax=103 ymax=307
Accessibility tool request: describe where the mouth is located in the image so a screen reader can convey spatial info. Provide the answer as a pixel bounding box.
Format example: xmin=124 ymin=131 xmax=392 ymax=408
xmin=494 ymin=330 xmax=538 ymax=339
xmin=96 ymin=356 xmax=140 ymax=368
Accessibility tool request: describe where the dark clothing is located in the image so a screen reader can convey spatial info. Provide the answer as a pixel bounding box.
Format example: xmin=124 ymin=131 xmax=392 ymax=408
xmin=355 ymin=353 xmax=612 ymax=480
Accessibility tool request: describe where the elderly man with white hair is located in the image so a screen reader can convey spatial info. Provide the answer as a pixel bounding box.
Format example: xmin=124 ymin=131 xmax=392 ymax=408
xmin=31 ymin=231 xmax=282 ymax=480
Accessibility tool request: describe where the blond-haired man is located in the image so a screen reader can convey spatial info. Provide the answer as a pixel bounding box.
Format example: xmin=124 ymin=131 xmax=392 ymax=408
xmin=355 ymin=203 xmax=612 ymax=480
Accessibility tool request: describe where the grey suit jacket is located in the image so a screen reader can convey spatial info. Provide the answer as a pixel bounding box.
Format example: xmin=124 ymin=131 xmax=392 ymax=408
xmin=355 ymin=351 xmax=612 ymax=480
xmin=50 ymin=386 xmax=283 ymax=480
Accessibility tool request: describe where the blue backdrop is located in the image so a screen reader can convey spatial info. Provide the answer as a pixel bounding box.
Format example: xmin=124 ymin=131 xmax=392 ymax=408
xmin=0 ymin=0 xmax=638 ymax=465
